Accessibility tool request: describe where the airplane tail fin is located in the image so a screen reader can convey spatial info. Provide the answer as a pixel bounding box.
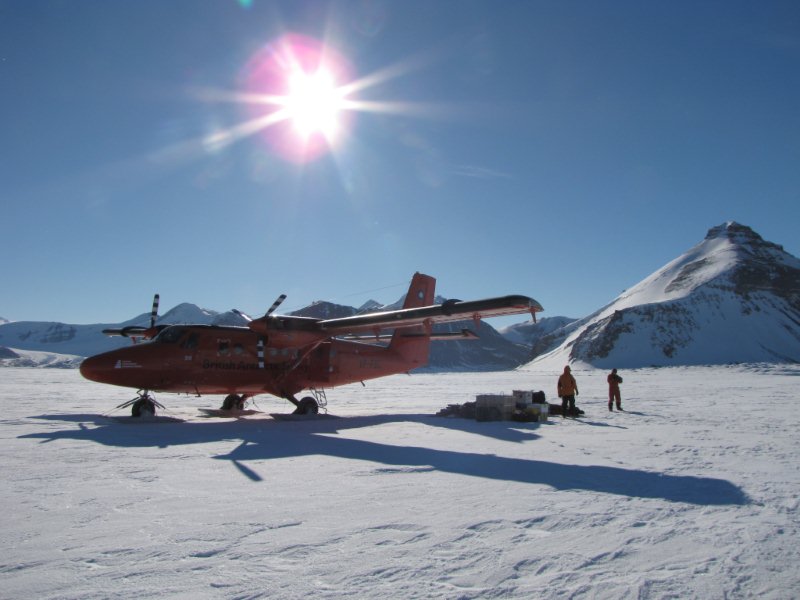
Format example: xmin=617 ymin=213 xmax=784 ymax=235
xmin=402 ymin=272 xmax=435 ymax=309
xmin=390 ymin=272 xmax=435 ymax=368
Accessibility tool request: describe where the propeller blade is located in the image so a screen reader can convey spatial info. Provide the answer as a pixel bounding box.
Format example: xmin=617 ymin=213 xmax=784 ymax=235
xmin=150 ymin=294 xmax=160 ymax=329
xmin=232 ymin=309 xmax=253 ymax=322
xmin=265 ymin=294 xmax=287 ymax=318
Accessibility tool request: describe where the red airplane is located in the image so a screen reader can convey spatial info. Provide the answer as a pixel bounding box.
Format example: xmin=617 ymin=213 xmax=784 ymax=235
xmin=80 ymin=273 xmax=542 ymax=416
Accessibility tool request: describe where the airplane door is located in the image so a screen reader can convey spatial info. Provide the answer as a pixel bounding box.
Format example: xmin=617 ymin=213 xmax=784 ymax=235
xmin=177 ymin=332 xmax=199 ymax=386
xmin=308 ymin=343 xmax=332 ymax=382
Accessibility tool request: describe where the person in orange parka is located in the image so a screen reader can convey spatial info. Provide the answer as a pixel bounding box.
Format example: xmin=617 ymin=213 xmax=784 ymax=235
xmin=607 ymin=368 xmax=623 ymax=411
xmin=557 ymin=365 xmax=579 ymax=417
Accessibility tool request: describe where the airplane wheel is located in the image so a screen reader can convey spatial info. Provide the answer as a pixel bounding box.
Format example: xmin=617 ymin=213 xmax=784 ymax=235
xmin=131 ymin=397 xmax=156 ymax=417
xmin=221 ymin=394 xmax=244 ymax=410
xmin=295 ymin=397 xmax=319 ymax=415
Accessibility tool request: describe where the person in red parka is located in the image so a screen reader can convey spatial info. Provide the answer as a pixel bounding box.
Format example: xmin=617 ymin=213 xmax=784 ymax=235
xmin=557 ymin=365 xmax=578 ymax=417
xmin=607 ymin=368 xmax=623 ymax=411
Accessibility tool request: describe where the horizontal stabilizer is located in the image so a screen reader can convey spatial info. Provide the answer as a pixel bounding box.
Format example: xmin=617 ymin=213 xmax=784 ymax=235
xmin=339 ymin=328 xmax=480 ymax=343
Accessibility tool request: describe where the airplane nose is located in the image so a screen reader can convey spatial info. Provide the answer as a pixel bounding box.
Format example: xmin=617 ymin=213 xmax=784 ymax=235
xmin=79 ymin=354 xmax=109 ymax=383
xmin=80 ymin=350 xmax=153 ymax=390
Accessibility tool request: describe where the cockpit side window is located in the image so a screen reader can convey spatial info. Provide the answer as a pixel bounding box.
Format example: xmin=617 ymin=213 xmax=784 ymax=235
xmin=181 ymin=333 xmax=198 ymax=349
xmin=155 ymin=326 xmax=186 ymax=344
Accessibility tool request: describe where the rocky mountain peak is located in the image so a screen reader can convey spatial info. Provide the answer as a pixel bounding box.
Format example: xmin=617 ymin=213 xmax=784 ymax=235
xmin=290 ymin=301 xmax=357 ymax=320
xmin=706 ymin=221 xmax=760 ymax=242
xmin=526 ymin=222 xmax=800 ymax=368
xmin=705 ymin=221 xmax=787 ymax=258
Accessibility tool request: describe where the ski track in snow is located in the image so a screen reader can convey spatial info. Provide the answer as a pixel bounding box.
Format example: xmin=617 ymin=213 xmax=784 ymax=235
xmin=1 ymin=366 xmax=799 ymax=599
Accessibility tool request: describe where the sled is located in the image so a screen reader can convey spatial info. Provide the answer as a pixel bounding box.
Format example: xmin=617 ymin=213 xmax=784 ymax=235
xmin=269 ymin=413 xmax=339 ymax=421
xmin=198 ymin=408 xmax=263 ymax=418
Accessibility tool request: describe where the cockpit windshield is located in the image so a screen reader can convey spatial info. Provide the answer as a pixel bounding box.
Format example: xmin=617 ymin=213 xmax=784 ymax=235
xmin=154 ymin=326 xmax=187 ymax=344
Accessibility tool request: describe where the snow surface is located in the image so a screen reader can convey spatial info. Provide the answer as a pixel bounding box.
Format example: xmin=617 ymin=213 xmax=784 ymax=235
xmin=2 ymin=366 xmax=799 ymax=599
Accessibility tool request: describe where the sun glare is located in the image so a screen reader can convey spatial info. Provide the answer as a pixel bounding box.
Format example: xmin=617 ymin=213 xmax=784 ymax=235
xmin=231 ymin=33 xmax=356 ymax=163
xmin=197 ymin=31 xmax=436 ymax=164
xmin=286 ymin=69 xmax=343 ymax=139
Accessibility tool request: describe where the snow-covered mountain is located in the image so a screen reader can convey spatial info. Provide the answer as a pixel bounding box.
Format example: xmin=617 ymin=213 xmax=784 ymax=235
xmin=425 ymin=320 xmax=530 ymax=371
xmin=290 ymin=301 xmax=357 ymax=320
xmin=500 ymin=316 xmax=577 ymax=347
xmin=0 ymin=321 xmax=133 ymax=358
xmin=529 ymin=222 xmax=800 ymax=368
xmin=0 ymin=347 xmax=83 ymax=368
xmin=0 ymin=346 xmax=19 ymax=359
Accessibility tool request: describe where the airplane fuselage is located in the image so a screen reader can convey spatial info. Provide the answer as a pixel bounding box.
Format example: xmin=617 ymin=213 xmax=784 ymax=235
xmin=79 ymin=273 xmax=543 ymax=413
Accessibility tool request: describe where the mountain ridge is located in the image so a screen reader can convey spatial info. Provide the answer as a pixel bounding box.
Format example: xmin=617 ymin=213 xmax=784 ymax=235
xmin=524 ymin=222 xmax=800 ymax=368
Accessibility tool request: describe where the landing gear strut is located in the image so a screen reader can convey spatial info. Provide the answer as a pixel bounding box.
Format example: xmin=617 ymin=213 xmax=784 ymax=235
xmin=116 ymin=391 xmax=165 ymax=417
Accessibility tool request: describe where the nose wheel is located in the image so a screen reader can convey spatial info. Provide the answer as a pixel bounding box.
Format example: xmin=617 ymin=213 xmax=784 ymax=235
xmin=116 ymin=391 xmax=165 ymax=417
xmin=220 ymin=394 xmax=247 ymax=410
xmin=293 ymin=396 xmax=320 ymax=415
xmin=287 ymin=388 xmax=326 ymax=415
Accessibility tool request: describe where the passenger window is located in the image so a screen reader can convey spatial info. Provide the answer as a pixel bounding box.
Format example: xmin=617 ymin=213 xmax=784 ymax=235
xmin=218 ymin=340 xmax=230 ymax=356
xmin=181 ymin=333 xmax=198 ymax=349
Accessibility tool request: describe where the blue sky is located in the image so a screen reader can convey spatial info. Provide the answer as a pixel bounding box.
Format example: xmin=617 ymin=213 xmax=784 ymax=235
xmin=2 ymin=0 xmax=799 ymax=325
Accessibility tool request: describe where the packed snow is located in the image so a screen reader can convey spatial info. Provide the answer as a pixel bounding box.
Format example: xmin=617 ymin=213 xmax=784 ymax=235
xmin=2 ymin=365 xmax=799 ymax=598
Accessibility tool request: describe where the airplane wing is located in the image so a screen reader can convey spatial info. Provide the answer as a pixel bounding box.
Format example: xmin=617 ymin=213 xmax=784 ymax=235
xmin=318 ymin=294 xmax=542 ymax=336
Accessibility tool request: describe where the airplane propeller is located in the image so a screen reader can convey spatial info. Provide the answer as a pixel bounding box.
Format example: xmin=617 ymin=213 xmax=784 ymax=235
xmin=265 ymin=294 xmax=287 ymax=318
xmin=149 ymin=294 xmax=160 ymax=329
xmin=102 ymin=293 xmax=162 ymax=340
xmin=231 ymin=309 xmax=253 ymax=322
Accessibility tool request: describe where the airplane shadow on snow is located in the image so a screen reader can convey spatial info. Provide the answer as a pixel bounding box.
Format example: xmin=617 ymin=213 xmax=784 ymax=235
xmin=21 ymin=412 xmax=749 ymax=506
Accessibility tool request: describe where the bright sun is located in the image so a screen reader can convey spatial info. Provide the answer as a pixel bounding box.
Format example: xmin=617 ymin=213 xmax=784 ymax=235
xmin=205 ymin=32 xmax=437 ymax=163
xmin=285 ymin=68 xmax=343 ymax=139
xmin=233 ymin=33 xmax=356 ymax=162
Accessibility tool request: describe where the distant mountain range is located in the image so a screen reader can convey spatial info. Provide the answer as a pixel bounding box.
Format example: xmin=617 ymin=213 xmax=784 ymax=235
xmin=2 ymin=222 xmax=798 ymax=370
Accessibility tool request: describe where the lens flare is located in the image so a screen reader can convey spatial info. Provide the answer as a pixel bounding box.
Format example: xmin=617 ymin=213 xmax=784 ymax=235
xmin=194 ymin=32 xmax=447 ymax=165
xmin=238 ymin=33 xmax=354 ymax=163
